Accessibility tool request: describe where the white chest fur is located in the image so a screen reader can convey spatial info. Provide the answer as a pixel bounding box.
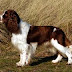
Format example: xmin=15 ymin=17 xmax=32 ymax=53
xmin=11 ymin=34 xmax=25 ymax=47
xmin=11 ymin=21 xmax=30 ymax=51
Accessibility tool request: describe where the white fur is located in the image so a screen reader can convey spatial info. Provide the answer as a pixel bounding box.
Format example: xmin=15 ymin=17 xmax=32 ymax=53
xmin=11 ymin=20 xmax=30 ymax=50
xmin=11 ymin=20 xmax=31 ymax=66
xmin=53 ymin=28 xmax=57 ymax=32
xmin=52 ymin=54 xmax=63 ymax=63
xmin=51 ymin=38 xmax=68 ymax=56
xmin=0 ymin=11 xmax=6 ymax=23
xmin=51 ymin=38 xmax=72 ymax=64
xmin=69 ymin=45 xmax=72 ymax=49
xmin=30 ymin=43 xmax=38 ymax=54
xmin=25 ymin=43 xmax=38 ymax=65
xmin=0 ymin=15 xmax=3 ymax=23
xmin=11 ymin=20 xmax=39 ymax=66
xmin=66 ymin=47 xmax=72 ymax=64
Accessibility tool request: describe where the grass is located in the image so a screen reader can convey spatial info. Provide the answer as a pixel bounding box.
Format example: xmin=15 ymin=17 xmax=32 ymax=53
xmin=0 ymin=0 xmax=72 ymax=72
xmin=0 ymin=43 xmax=72 ymax=72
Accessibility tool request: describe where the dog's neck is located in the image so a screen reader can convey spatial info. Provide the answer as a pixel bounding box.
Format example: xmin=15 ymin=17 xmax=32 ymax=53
xmin=12 ymin=20 xmax=31 ymax=36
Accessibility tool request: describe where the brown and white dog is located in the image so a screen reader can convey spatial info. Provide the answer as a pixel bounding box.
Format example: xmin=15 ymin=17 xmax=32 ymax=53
xmin=0 ymin=10 xmax=72 ymax=67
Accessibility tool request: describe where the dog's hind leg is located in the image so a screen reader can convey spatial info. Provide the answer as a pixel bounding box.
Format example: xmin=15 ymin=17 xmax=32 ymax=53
xmin=66 ymin=45 xmax=72 ymax=65
xmin=52 ymin=54 xmax=63 ymax=63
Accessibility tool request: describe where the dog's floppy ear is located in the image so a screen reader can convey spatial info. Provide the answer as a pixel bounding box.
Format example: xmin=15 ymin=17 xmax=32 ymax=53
xmin=3 ymin=10 xmax=20 ymax=33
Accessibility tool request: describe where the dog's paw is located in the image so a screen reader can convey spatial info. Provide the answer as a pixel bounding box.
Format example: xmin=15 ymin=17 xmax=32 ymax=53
xmin=16 ymin=61 xmax=25 ymax=67
xmin=67 ymin=62 xmax=72 ymax=65
xmin=66 ymin=59 xmax=72 ymax=65
xmin=52 ymin=60 xmax=58 ymax=64
xmin=25 ymin=59 xmax=31 ymax=65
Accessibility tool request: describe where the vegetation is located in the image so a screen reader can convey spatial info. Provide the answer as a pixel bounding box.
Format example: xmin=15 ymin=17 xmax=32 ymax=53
xmin=0 ymin=0 xmax=72 ymax=72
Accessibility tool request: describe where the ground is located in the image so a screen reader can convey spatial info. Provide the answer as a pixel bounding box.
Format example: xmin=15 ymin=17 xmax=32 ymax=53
xmin=0 ymin=0 xmax=72 ymax=72
xmin=0 ymin=43 xmax=72 ymax=72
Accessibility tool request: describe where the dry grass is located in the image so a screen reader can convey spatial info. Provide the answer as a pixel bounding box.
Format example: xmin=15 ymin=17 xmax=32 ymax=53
xmin=0 ymin=0 xmax=72 ymax=38
xmin=0 ymin=0 xmax=72 ymax=72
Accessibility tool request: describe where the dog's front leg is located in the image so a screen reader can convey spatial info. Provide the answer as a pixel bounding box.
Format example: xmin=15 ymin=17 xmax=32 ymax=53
xmin=16 ymin=52 xmax=27 ymax=67
xmin=16 ymin=44 xmax=29 ymax=67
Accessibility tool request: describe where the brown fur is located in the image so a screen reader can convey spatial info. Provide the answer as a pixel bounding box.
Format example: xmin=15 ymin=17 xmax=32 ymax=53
xmin=27 ymin=26 xmax=71 ymax=47
xmin=65 ymin=37 xmax=71 ymax=47
xmin=3 ymin=10 xmax=20 ymax=33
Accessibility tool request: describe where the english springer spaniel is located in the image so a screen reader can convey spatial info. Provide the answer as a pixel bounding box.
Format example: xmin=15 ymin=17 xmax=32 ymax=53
xmin=0 ymin=10 xmax=72 ymax=67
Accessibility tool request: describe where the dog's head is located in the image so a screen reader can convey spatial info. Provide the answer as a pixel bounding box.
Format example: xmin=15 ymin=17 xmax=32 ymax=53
xmin=0 ymin=10 xmax=21 ymax=33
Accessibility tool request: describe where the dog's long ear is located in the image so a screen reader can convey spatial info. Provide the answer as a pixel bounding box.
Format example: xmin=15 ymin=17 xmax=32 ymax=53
xmin=3 ymin=10 xmax=20 ymax=33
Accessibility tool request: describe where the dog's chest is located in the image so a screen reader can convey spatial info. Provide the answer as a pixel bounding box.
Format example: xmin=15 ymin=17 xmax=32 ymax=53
xmin=11 ymin=34 xmax=27 ymax=47
xmin=11 ymin=22 xmax=30 ymax=48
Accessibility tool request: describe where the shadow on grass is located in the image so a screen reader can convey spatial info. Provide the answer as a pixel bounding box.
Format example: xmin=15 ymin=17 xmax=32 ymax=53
xmin=30 ymin=55 xmax=57 ymax=66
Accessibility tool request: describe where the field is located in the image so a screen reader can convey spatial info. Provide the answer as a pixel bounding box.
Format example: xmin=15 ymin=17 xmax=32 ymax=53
xmin=0 ymin=0 xmax=72 ymax=72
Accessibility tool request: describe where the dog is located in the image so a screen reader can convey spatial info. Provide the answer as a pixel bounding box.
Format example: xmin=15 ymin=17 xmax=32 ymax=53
xmin=0 ymin=10 xmax=72 ymax=67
